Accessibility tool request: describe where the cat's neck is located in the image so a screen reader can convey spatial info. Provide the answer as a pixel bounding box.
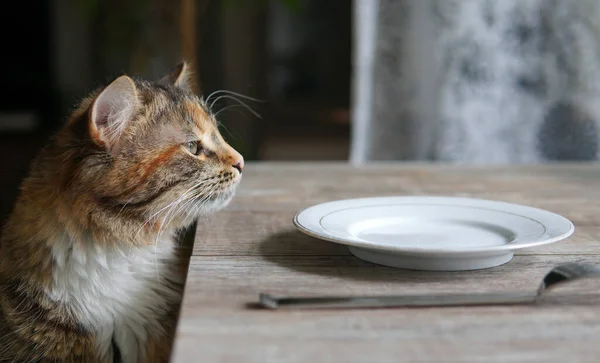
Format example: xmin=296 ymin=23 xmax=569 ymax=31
xmin=46 ymin=225 xmax=183 ymax=362
xmin=1 ymin=191 xmax=181 ymax=288
xmin=1 ymin=202 xmax=185 ymax=362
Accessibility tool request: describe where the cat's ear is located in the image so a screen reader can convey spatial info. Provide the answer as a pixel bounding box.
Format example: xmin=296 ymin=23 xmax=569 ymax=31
xmin=89 ymin=75 xmax=140 ymax=150
xmin=159 ymin=61 xmax=192 ymax=89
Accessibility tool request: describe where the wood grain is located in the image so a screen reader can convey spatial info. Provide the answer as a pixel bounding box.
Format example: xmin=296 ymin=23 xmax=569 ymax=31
xmin=172 ymin=163 xmax=600 ymax=363
xmin=194 ymin=211 xmax=600 ymax=256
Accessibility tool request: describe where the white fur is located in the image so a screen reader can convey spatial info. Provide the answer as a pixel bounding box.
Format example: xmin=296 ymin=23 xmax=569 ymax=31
xmin=47 ymin=231 xmax=183 ymax=363
xmin=43 ymin=179 xmax=239 ymax=362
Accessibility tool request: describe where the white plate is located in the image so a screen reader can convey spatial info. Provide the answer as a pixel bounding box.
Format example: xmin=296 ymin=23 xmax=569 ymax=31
xmin=293 ymin=196 xmax=574 ymax=271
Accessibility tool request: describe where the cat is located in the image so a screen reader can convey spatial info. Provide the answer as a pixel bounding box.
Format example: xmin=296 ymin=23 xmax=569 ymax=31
xmin=0 ymin=61 xmax=244 ymax=363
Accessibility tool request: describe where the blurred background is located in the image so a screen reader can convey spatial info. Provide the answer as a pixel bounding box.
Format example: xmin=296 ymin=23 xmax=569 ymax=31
xmin=0 ymin=0 xmax=351 ymax=222
xmin=1 ymin=0 xmax=599 ymax=222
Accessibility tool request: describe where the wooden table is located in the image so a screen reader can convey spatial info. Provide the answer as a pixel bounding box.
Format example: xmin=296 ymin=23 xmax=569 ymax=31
xmin=171 ymin=163 xmax=600 ymax=362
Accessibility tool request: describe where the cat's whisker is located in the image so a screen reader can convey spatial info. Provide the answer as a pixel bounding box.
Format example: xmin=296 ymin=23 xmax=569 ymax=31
xmin=134 ymin=178 xmax=215 ymax=239
xmin=172 ymin=182 xmax=221 ymax=223
xmin=135 ymin=199 xmax=181 ymax=239
xmin=150 ymin=185 xmax=214 ymax=281
xmin=156 ymin=184 xmax=211 ymax=232
xmin=116 ymin=195 xmax=137 ymax=218
xmin=153 ymin=181 xmax=217 ymax=243
xmin=187 ymin=189 xmax=218 ymax=217
xmin=173 ymin=184 xmax=217 ymax=218
xmin=192 ymin=184 xmax=225 ymax=216
xmin=141 ymin=197 xmax=187 ymax=239
xmin=214 ymin=104 xmax=243 ymax=118
xmin=204 ymin=89 xmax=223 ymax=104
xmin=209 ymin=95 xmax=262 ymax=119
xmin=211 ymin=118 xmax=240 ymax=143
xmin=183 ymin=192 xmax=207 ymax=220
xmin=159 ymin=189 xmax=212 ymax=238
xmin=206 ymin=89 xmax=266 ymax=104
xmin=171 ymin=195 xmax=202 ymax=224
xmin=147 ymin=193 xmax=190 ymax=273
xmin=136 ymin=204 xmax=180 ymax=241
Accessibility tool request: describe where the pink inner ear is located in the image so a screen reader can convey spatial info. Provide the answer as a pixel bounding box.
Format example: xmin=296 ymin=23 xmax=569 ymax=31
xmin=90 ymin=76 xmax=138 ymax=145
xmin=93 ymin=98 xmax=112 ymax=129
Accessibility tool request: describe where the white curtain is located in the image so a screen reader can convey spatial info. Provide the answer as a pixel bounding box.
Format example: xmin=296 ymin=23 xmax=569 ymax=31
xmin=351 ymin=0 xmax=600 ymax=164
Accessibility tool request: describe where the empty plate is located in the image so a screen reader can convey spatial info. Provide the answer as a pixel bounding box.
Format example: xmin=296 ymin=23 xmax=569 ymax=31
xmin=293 ymin=196 xmax=575 ymax=271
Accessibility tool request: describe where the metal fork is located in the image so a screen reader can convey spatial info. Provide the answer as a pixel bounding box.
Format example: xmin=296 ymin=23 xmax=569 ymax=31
xmin=259 ymin=263 xmax=600 ymax=309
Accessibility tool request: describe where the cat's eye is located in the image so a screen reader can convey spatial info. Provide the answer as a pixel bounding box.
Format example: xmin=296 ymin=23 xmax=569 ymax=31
xmin=186 ymin=141 xmax=201 ymax=156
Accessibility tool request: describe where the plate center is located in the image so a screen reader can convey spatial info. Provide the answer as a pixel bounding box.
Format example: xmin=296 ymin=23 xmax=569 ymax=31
xmin=349 ymin=218 xmax=514 ymax=249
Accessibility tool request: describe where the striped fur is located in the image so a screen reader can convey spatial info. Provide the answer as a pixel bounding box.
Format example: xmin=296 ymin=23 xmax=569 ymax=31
xmin=0 ymin=62 xmax=244 ymax=362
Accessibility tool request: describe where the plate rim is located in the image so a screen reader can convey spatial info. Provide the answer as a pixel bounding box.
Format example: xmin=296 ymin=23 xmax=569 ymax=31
xmin=293 ymin=196 xmax=575 ymax=256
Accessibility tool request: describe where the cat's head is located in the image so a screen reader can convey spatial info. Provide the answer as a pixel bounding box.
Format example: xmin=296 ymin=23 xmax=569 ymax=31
xmin=57 ymin=62 xmax=244 ymax=237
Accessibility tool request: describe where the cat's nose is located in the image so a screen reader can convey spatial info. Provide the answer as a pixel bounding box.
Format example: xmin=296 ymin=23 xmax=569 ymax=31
xmin=223 ymin=143 xmax=244 ymax=173
xmin=229 ymin=150 xmax=244 ymax=173
xmin=233 ymin=160 xmax=244 ymax=173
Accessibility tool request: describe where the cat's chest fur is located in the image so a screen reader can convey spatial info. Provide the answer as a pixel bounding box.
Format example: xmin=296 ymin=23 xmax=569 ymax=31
xmin=47 ymin=232 xmax=183 ymax=363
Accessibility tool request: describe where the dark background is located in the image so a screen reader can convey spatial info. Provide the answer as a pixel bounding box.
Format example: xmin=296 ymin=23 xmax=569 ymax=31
xmin=0 ymin=0 xmax=352 ymax=223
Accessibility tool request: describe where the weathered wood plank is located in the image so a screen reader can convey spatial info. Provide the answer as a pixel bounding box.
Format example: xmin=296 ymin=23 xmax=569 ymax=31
xmin=180 ymin=255 xmax=600 ymax=305
xmin=173 ymin=255 xmax=600 ymax=363
xmin=194 ymin=211 xmax=600 ymax=256
xmin=174 ymin=163 xmax=600 ymax=363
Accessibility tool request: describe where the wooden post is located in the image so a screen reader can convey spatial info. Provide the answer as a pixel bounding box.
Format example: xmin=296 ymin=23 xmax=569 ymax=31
xmin=180 ymin=0 xmax=200 ymax=94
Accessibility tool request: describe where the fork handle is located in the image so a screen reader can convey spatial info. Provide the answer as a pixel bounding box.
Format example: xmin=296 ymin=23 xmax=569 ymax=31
xmin=259 ymin=292 xmax=537 ymax=309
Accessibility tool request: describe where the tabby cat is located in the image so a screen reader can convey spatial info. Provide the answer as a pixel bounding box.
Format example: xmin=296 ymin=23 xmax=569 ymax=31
xmin=0 ymin=62 xmax=244 ymax=362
